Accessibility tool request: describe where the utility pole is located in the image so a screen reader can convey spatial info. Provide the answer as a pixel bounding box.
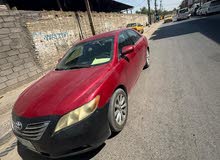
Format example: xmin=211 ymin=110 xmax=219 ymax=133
xmin=56 ymin=0 xmax=63 ymax=11
xmin=147 ymin=0 xmax=152 ymax=25
xmin=160 ymin=0 xmax=162 ymax=11
xmin=84 ymin=0 xmax=96 ymax=35
xmin=154 ymin=0 xmax=158 ymax=22
xmin=74 ymin=12 xmax=84 ymax=40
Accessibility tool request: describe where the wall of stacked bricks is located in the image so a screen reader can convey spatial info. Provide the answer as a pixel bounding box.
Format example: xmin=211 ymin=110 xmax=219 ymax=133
xmin=0 ymin=10 xmax=147 ymax=94
xmin=0 ymin=10 xmax=42 ymax=95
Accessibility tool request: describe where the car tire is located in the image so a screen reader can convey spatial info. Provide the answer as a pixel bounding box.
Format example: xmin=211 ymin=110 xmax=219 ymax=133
xmin=144 ymin=48 xmax=150 ymax=69
xmin=108 ymin=88 xmax=128 ymax=133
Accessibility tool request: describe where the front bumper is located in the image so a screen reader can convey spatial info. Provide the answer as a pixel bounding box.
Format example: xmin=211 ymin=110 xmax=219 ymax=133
xmin=12 ymin=104 xmax=111 ymax=158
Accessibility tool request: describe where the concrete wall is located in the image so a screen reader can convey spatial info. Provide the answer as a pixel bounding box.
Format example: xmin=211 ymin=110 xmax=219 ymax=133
xmin=0 ymin=10 xmax=147 ymax=94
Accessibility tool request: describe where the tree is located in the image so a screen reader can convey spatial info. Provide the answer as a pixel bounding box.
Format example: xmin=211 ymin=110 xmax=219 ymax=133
xmin=136 ymin=6 xmax=172 ymax=17
xmin=136 ymin=7 xmax=155 ymax=14
xmin=136 ymin=7 xmax=148 ymax=14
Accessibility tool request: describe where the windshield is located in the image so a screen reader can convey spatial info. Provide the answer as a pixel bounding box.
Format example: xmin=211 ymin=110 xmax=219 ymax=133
xmin=179 ymin=8 xmax=188 ymax=13
xmin=127 ymin=23 xmax=136 ymax=27
xmin=56 ymin=36 xmax=114 ymax=70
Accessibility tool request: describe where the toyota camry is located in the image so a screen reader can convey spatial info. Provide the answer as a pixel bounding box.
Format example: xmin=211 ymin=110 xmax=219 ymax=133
xmin=12 ymin=28 xmax=150 ymax=158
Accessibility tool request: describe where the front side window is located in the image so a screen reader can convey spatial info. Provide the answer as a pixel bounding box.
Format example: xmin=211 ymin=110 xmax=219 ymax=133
xmin=56 ymin=36 xmax=114 ymax=70
xmin=126 ymin=30 xmax=141 ymax=44
xmin=118 ymin=32 xmax=133 ymax=55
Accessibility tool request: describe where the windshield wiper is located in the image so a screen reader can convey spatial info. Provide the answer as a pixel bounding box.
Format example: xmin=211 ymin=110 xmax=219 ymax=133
xmin=67 ymin=64 xmax=92 ymax=70
xmin=55 ymin=64 xmax=91 ymax=71
xmin=55 ymin=68 xmax=64 ymax=71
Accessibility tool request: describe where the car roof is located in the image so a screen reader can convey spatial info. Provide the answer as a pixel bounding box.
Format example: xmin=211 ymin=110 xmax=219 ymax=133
xmin=79 ymin=28 xmax=127 ymax=44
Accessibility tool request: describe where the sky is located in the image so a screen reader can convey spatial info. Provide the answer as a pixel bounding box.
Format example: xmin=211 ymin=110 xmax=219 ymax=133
xmin=116 ymin=0 xmax=183 ymax=11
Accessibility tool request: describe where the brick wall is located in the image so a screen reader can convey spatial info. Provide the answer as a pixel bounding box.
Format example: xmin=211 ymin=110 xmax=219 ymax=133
xmin=0 ymin=10 xmax=147 ymax=94
xmin=26 ymin=12 xmax=81 ymax=70
xmin=0 ymin=11 xmax=43 ymax=95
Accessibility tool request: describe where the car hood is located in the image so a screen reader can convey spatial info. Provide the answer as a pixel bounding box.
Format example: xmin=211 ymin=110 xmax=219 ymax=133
xmin=13 ymin=64 xmax=111 ymax=118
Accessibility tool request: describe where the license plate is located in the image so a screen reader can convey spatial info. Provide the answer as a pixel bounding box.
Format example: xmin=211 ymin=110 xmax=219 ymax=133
xmin=17 ymin=137 xmax=36 ymax=151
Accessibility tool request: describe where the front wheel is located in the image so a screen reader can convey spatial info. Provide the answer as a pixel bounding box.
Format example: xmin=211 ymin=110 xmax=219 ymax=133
xmin=144 ymin=48 xmax=150 ymax=69
xmin=108 ymin=88 xmax=128 ymax=132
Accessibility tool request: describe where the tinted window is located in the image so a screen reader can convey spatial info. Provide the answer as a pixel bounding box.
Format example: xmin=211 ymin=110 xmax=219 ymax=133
xmin=56 ymin=36 xmax=114 ymax=70
xmin=126 ymin=23 xmax=136 ymax=27
xmin=179 ymin=8 xmax=188 ymax=13
xmin=118 ymin=32 xmax=133 ymax=55
xmin=126 ymin=30 xmax=141 ymax=44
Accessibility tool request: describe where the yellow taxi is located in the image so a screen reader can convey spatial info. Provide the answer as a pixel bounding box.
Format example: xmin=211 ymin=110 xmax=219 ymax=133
xmin=164 ymin=15 xmax=173 ymax=23
xmin=126 ymin=23 xmax=144 ymax=34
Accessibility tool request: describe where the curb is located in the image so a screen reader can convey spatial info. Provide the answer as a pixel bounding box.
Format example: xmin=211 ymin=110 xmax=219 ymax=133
xmin=0 ymin=129 xmax=13 ymax=147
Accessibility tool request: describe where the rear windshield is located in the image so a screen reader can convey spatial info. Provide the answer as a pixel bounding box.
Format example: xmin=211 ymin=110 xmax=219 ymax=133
xmin=165 ymin=15 xmax=172 ymax=18
xmin=127 ymin=23 xmax=136 ymax=27
xmin=179 ymin=8 xmax=188 ymax=13
xmin=56 ymin=36 xmax=114 ymax=70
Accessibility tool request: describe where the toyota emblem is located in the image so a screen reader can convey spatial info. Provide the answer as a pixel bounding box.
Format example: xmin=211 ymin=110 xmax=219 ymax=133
xmin=15 ymin=121 xmax=23 ymax=130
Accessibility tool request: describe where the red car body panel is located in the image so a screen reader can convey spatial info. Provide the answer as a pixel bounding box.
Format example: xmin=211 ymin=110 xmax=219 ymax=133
xmin=13 ymin=29 xmax=148 ymax=118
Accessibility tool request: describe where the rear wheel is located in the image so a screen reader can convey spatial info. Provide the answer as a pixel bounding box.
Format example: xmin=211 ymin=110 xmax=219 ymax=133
xmin=108 ymin=88 xmax=128 ymax=132
xmin=144 ymin=48 xmax=150 ymax=69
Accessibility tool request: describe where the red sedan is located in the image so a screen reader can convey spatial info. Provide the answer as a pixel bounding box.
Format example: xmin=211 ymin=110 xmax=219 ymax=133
xmin=12 ymin=28 xmax=150 ymax=158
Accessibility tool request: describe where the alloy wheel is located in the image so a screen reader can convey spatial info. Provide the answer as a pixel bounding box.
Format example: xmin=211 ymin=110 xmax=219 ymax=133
xmin=114 ymin=93 xmax=127 ymax=126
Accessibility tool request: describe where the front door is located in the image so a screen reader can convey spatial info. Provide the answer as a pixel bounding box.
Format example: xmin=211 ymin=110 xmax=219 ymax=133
xmin=117 ymin=31 xmax=138 ymax=92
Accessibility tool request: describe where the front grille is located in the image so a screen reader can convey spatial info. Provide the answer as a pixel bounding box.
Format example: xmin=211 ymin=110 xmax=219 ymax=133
xmin=15 ymin=121 xmax=50 ymax=141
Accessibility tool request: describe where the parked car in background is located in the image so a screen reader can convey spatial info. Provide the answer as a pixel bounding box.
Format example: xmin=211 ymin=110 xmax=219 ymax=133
xmin=12 ymin=28 xmax=150 ymax=158
xmin=191 ymin=3 xmax=200 ymax=16
xmin=126 ymin=23 xmax=144 ymax=34
xmin=177 ymin=8 xmax=190 ymax=20
xmin=207 ymin=0 xmax=220 ymax=15
xmin=196 ymin=7 xmax=202 ymax=16
xmin=200 ymin=1 xmax=211 ymax=15
xmin=164 ymin=15 xmax=173 ymax=23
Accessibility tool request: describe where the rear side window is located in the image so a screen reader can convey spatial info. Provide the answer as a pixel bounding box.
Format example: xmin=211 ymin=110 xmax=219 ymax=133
xmin=126 ymin=23 xmax=136 ymax=27
xmin=126 ymin=30 xmax=141 ymax=44
xmin=118 ymin=31 xmax=133 ymax=55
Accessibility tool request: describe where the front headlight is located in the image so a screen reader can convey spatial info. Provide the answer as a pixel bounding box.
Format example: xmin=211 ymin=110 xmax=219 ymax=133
xmin=54 ymin=95 xmax=100 ymax=133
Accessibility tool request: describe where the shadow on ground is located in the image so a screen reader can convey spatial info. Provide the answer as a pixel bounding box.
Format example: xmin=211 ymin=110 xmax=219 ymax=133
xmin=17 ymin=143 xmax=106 ymax=160
xmin=150 ymin=14 xmax=220 ymax=44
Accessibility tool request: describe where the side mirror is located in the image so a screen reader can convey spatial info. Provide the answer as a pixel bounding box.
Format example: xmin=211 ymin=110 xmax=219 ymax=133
xmin=122 ymin=45 xmax=134 ymax=55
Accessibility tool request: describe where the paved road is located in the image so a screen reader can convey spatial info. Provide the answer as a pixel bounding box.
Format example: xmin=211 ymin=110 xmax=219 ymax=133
xmin=3 ymin=15 xmax=220 ymax=160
